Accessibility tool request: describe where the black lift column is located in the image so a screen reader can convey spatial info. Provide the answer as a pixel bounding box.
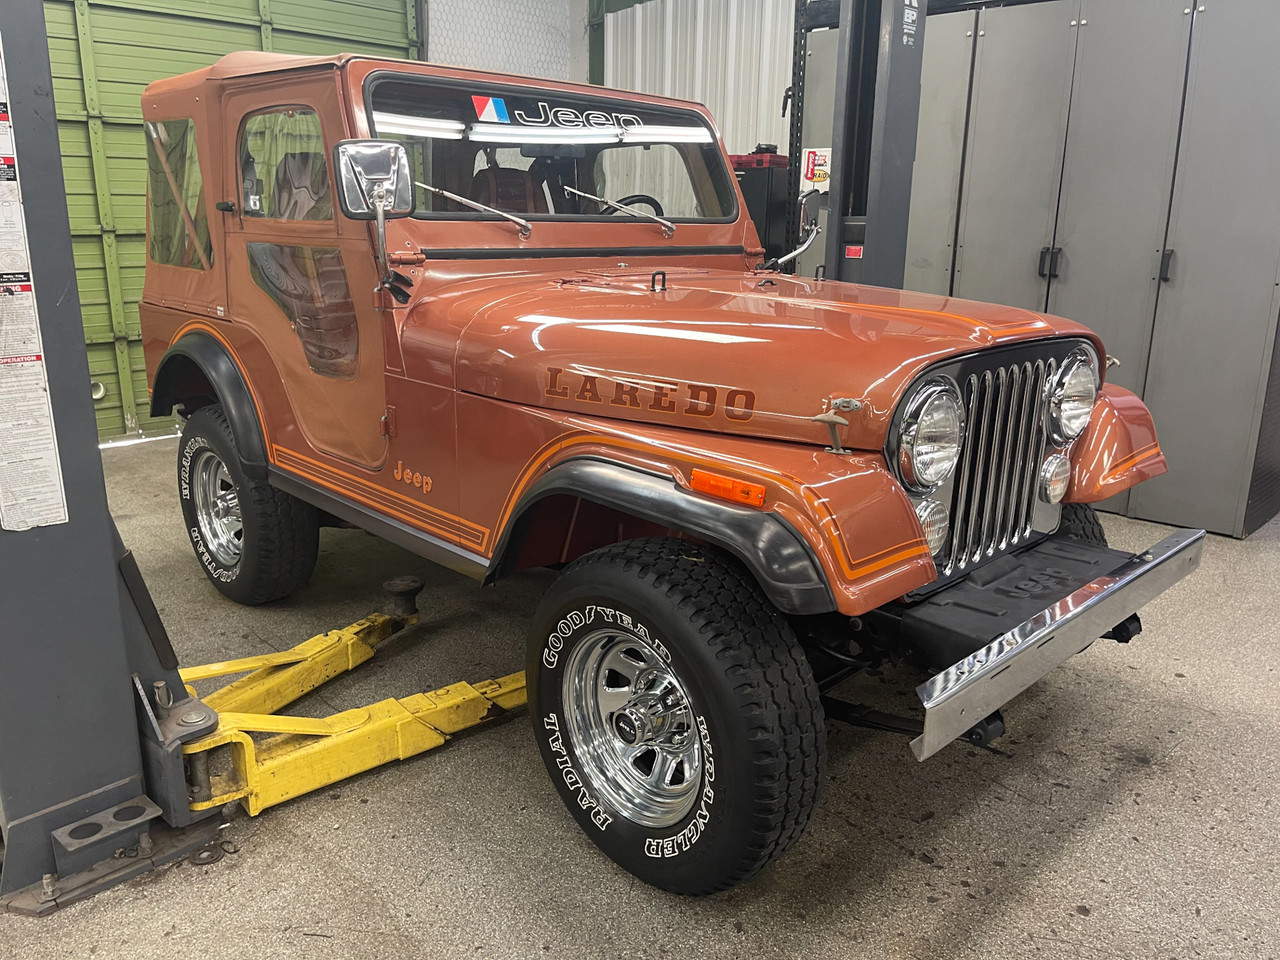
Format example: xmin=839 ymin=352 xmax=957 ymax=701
xmin=0 ymin=0 xmax=216 ymax=914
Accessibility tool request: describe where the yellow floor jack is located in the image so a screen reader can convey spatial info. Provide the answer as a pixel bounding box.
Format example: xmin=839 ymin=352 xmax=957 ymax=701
xmin=179 ymin=577 xmax=526 ymax=818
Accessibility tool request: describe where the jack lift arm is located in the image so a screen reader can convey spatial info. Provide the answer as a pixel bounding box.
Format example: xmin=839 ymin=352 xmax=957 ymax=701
xmin=177 ymin=577 xmax=526 ymax=818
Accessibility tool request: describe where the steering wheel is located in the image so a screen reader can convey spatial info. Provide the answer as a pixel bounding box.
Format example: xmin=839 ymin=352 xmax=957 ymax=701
xmin=606 ymin=194 xmax=665 ymax=218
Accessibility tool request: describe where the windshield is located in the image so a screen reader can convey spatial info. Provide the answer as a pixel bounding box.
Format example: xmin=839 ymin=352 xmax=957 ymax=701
xmin=367 ymin=76 xmax=737 ymax=224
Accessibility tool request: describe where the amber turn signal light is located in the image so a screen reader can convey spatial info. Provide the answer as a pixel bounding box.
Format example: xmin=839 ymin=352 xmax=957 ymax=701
xmin=689 ymin=469 xmax=766 ymax=508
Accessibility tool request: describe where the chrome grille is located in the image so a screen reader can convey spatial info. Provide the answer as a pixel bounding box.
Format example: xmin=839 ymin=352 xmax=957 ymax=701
xmin=943 ymin=358 xmax=1056 ymax=576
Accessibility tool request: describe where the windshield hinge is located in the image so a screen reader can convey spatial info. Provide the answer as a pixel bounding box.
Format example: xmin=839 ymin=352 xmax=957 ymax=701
xmin=389 ymin=250 xmax=426 ymax=266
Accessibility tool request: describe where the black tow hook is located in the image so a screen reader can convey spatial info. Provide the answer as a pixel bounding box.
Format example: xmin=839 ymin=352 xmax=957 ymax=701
xmin=1103 ymin=613 xmax=1143 ymax=644
xmin=963 ymin=711 xmax=1006 ymax=749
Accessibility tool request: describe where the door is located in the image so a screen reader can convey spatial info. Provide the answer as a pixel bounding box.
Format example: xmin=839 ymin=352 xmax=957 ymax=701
xmin=903 ymin=10 xmax=976 ymax=296
xmin=223 ymin=78 xmax=388 ymax=470
xmin=1128 ymin=1 xmax=1280 ymax=535
xmin=951 ymin=0 xmax=1080 ymax=311
xmin=1046 ymin=0 xmax=1191 ymax=398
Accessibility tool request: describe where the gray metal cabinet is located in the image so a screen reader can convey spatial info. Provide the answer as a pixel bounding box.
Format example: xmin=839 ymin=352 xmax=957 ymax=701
xmin=903 ymin=10 xmax=976 ymax=296
xmin=951 ymin=0 xmax=1080 ymax=312
xmin=1046 ymin=0 xmax=1191 ymax=400
xmin=1128 ymin=1 xmax=1280 ymax=536
xmin=907 ymin=0 xmax=1280 ymax=536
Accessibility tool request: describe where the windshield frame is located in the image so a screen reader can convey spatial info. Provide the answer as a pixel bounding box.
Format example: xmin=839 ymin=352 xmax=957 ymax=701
xmin=361 ymin=70 xmax=740 ymax=227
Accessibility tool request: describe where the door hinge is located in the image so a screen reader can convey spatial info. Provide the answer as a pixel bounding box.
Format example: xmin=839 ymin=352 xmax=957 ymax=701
xmin=380 ymin=406 xmax=397 ymax=438
xmin=389 ymin=250 xmax=426 ymax=266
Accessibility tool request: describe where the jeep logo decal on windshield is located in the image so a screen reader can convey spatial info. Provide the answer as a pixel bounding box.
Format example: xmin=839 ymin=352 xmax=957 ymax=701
xmin=472 ymin=95 xmax=643 ymax=131
xmin=471 ymin=95 xmax=510 ymax=123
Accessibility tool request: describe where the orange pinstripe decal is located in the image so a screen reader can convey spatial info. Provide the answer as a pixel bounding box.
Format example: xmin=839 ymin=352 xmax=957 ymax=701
xmin=272 ymin=445 xmax=489 ymax=548
xmin=165 ymin=326 xmax=929 ymax=587
xmin=1102 ymin=442 xmax=1161 ymax=482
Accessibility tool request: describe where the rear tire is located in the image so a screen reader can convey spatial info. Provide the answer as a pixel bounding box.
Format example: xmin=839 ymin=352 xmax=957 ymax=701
xmin=1055 ymin=503 xmax=1108 ymax=547
xmin=527 ymin=538 xmax=825 ymax=895
xmin=178 ymin=404 xmax=318 ymax=604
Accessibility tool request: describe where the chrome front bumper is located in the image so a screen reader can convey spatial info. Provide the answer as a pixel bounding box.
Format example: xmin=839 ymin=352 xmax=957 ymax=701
xmin=911 ymin=528 xmax=1206 ymax=760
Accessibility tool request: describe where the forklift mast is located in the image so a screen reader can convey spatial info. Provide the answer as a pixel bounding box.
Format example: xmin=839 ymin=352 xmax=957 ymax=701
xmin=786 ymin=0 xmax=929 ymax=287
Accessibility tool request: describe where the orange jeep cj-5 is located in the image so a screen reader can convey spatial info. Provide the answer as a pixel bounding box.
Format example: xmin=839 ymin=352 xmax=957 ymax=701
xmin=140 ymin=52 xmax=1204 ymax=894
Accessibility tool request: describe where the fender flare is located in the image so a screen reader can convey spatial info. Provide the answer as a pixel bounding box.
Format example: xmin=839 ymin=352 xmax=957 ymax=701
xmin=150 ymin=332 xmax=268 ymax=481
xmin=486 ymin=458 xmax=837 ymax=616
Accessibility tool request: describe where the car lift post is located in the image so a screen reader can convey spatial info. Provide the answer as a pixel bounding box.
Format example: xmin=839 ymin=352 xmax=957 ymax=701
xmin=0 ymin=0 xmax=220 ymax=915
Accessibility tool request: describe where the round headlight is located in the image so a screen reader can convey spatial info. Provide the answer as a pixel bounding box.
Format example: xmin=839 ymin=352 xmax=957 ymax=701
xmin=898 ymin=378 xmax=965 ymax=492
xmin=1048 ymin=349 xmax=1099 ymax=443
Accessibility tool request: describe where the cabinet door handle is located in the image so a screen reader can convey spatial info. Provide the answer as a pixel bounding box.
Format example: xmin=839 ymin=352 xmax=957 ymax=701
xmin=1048 ymin=246 xmax=1063 ymax=278
xmin=1160 ymin=248 xmax=1175 ymax=282
xmin=1038 ymin=246 xmax=1051 ymax=278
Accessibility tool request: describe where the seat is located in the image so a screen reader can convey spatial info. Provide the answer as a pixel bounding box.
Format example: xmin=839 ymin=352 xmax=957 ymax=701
xmin=273 ymin=152 xmax=332 ymax=220
xmin=468 ymin=166 xmax=549 ymax=214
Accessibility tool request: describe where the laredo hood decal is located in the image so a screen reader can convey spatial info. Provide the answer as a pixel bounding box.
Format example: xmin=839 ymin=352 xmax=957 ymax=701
xmin=411 ymin=270 xmax=1100 ymax=451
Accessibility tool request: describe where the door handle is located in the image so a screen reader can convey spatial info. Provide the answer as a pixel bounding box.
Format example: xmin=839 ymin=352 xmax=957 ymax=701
xmin=1160 ymin=248 xmax=1175 ymax=282
xmin=1038 ymin=247 xmax=1051 ymax=278
xmin=1048 ymin=247 xmax=1062 ymax=279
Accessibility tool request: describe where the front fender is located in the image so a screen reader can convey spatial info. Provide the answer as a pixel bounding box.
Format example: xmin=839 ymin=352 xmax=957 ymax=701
xmin=487 ymin=458 xmax=837 ymax=615
xmin=1068 ymin=384 xmax=1168 ymax=503
xmin=490 ymin=415 xmax=939 ymax=617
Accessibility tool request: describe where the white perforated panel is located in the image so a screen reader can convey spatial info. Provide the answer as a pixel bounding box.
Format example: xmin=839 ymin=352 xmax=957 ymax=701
xmin=425 ymin=0 xmax=588 ymax=81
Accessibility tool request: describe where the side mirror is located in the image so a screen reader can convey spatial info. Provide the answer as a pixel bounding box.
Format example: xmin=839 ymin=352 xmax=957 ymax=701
xmin=760 ymin=188 xmax=825 ymax=271
xmin=333 ymin=140 xmax=414 ymax=220
xmin=797 ymin=187 xmax=822 ymax=238
xmin=333 ymin=140 xmax=414 ymax=296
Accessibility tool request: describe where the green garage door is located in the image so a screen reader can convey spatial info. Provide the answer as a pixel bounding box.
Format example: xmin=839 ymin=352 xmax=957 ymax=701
xmin=45 ymin=0 xmax=420 ymax=439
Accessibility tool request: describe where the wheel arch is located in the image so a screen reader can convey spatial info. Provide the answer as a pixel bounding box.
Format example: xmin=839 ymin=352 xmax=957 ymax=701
xmin=151 ymin=332 xmax=268 ymax=481
xmin=486 ymin=458 xmax=837 ymax=616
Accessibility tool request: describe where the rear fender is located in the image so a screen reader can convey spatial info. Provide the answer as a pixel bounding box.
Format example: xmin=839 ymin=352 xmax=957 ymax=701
xmin=150 ymin=332 xmax=268 ymax=481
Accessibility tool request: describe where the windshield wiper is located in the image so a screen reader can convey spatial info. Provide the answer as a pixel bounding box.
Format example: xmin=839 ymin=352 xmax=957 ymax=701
xmin=415 ymin=181 xmax=532 ymax=239
xmin=563 ymin=186 xmax=675 ymax=238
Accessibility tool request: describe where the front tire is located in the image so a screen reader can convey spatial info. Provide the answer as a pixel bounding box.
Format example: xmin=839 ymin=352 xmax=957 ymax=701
xmin=1055 ymin=502 xmax=1108 ymax=546
xmin=178 ymin=404 xmax=318 ymax=604
xmin=527 ymin=538 xmax=825 ymax=895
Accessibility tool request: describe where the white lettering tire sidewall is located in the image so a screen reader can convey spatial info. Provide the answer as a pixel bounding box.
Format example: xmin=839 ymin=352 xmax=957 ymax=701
xmin=529 ymin=594 xmax=757 ymax=890
xmin=178 ymin=426 xmax=241 ymax=587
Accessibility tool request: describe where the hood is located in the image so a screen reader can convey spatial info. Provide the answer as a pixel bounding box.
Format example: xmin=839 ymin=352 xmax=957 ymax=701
xmin=412 ymin=268 xmax=1100 ymax=450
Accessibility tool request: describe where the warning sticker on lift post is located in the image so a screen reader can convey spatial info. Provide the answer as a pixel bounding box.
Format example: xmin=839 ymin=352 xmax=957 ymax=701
xmin=0 ymin=33 xmax=69 ymax=531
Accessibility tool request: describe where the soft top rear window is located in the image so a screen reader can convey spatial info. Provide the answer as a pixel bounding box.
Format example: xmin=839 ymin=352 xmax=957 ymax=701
xmin=366 ymin=76 xmax=737 ymax=224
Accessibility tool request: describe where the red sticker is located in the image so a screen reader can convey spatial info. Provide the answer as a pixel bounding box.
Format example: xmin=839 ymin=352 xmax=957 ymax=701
xmin=845 ymin=245 xmax=864 ymax=259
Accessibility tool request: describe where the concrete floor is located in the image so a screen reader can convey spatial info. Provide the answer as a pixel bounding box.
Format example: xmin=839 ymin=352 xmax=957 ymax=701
xmin=3 ymin=436 xmax=1278 ymax=959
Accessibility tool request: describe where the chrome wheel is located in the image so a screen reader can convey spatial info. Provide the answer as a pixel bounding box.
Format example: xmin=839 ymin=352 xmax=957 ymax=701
xmin=562 ymin=629 xmax=702 ymax=828
xmin=191 ymin=449 xmax=242 ymax=566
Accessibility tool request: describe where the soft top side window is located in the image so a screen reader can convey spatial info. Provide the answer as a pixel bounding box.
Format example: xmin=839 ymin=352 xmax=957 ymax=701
xmin=145 ymin=118 xmax=212 ymax=270
xmin=239 ymin=107 xmax=332 ymax=221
